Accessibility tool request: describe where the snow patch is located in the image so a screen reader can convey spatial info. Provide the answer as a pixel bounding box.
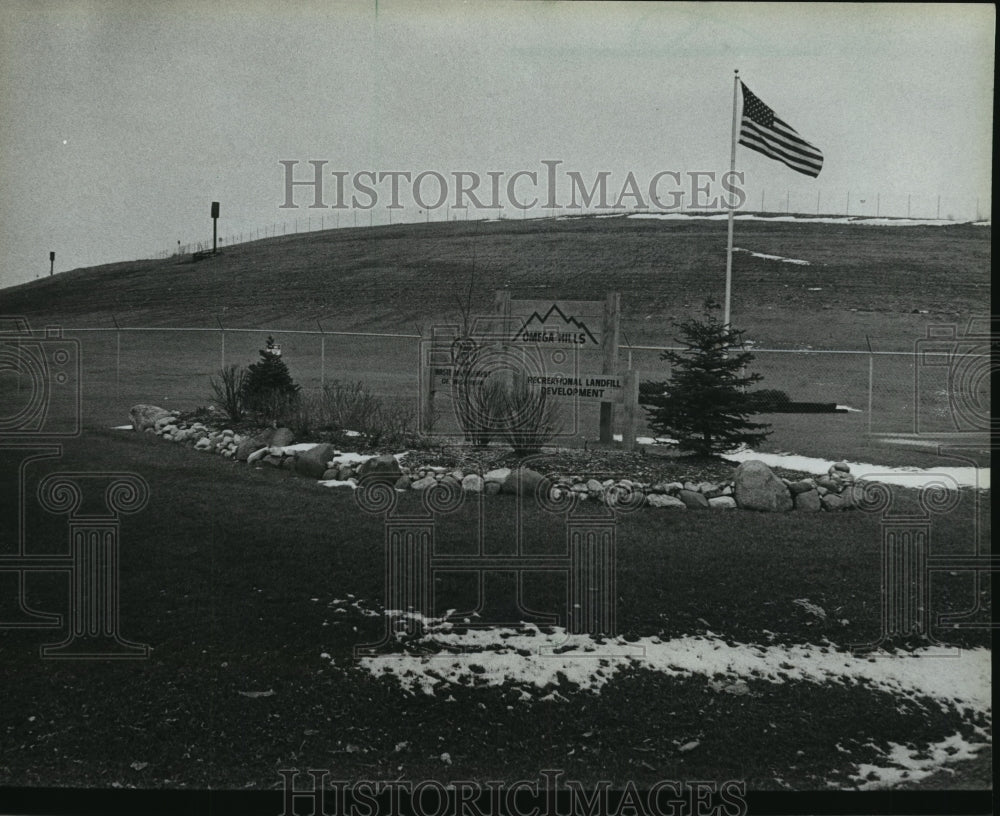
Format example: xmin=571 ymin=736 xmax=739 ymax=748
xmin=734 ymin=247 xmax=811 ymax=265
xmin=628 ymin=213 xmax=985 ymax=227
xmin=359 ymin=621 xmax=991 ymax=715
xmin=845 ymin=730 xmax=990 ymax=790
xmin=721 ymin=450 xmax=988 ymax=490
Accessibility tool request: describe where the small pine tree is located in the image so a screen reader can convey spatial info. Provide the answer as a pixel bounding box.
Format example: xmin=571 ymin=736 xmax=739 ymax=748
xmin=640 ymin=299 xmax=771 ymax=456
xmin=240 ymin=336 xmax=300 ymax=419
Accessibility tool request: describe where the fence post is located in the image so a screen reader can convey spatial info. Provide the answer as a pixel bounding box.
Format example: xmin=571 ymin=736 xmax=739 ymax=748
xmin=216 ymin=316 xmax=225 ymax=372
xmin=600 ymin=293 xmax=621 ymax=444
xmin=866 ymin=335 xmax=874 ymax=437
xmin=316 ymin=320 xmax=326 ymax=389
xmin=621 ymin=370 xmax=638 ymax=451
xmin=111 ymin=314 xmax=121 ymax=399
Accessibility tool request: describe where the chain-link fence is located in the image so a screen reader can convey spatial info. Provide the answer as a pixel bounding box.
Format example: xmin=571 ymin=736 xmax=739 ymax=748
xmin=2 ymin=325 xmax=989 ymax=462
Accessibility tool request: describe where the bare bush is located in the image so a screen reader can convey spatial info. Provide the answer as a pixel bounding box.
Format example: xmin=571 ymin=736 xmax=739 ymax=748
xmin=209 ymin=364 xmax=247 ymax=423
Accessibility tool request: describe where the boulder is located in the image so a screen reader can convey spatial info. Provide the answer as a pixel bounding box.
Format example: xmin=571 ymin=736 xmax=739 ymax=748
xmin=733 ymin=460 xmax=793 ymax=512
xmin=356 ymin=454 xmax=403 ymax=485
xmin=677 ymin=489 xmax=709 ymax=509
xmin=788 ymin=479 xmax=815 ymax=495
xmin=321 ymin=468 xmax=341 ymax=481
xmin=708 ymin=496 xmax=737 ymax=510
xmin=821 ymin=493 xmax=846 ymax=511
xmin=647 ymin=494 xmax=687 ymax=509
xmin=270 ymin=427 xmax=295 ymax=448
xmin=337 ymin=466 xmax=355 ymax=481
xmin=793 ymin=490 xmax=822 ymax=511
xmin=500 ymin=467 xmax=547 ymax=497
xmin=129 ymin=404 xmax=171 ymax=432
xmin=816 ymin=476 xmax=841 ymax=492
xmin=484 ymin=468 xmax=511 ymax=486
xmin=394 ymin=475 xmax=412 ymax=490
xmin=236 ymin=428 xmax=276 ymax=461
xmin=246 ymin=447 xmax=269 ymax=464
xmin=296 ymin=443 xmax=336 ymax=479
xmin=830 ymin=462 xmax=851 ymax=473
xmin=461 ymin=474 xmax=484 ymax=493
xmin=411 ymin=475 xmax=437 ymax=491
xmin=194 ymin=437 xmax=212 ymax=451
xmin=154 ymin=415 xmax=177 ymax=431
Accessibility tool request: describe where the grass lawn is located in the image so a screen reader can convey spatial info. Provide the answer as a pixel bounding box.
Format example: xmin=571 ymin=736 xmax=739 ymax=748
xmin=0 ymin=430 xmax=990 ymax=796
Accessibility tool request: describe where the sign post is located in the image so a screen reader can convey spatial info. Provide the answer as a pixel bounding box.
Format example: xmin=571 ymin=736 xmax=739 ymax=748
xmin=49 ymin=251 xmax=55 ymax=276
xmin=599 ymin=292 xmax=621 ymax=444
xmin=211 ymin=201 xmax=220 ymax=254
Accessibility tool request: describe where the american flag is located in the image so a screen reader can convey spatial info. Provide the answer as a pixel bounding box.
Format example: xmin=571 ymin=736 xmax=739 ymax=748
xmin=739 ymin=82 xmax=823 ymax=178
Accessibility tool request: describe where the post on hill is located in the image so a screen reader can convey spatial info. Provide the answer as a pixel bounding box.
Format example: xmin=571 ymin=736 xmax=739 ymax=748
xmin=211 ymin=201 xmax=220 ymax=253
xmin=49 ymin=251 xmax=55 ymax=276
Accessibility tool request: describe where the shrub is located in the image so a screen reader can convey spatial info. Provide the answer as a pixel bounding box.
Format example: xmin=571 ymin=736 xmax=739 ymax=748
xmin=240 ymin=336 xmax=301 ymax=422
xmin=282 ymin=380 xmax=417 ymax=449
xmin=209 ymin=364 xmax=247 ymax=423
xmin=640 ymin=299 xmax=771 ymax=456
xmin=495 ymin=369 xmax=562 ymax=456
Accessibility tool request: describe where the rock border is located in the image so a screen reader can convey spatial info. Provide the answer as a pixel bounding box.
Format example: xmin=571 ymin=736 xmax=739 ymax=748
xmin=133 ymin=404 xmax=866 ymax=513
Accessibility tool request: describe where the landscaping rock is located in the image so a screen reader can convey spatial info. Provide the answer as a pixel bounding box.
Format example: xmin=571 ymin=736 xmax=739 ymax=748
xmin=501 ymin=467 xmax=547 ymax=497
xmin=484 ymin=468 xmax=511 ymax=486
xmin=678 ymin=489 xmax=709 ymax=509
xmin=821 ymin=493 xmax=846 ymax=511
xmin=461 ymin=474 xmax=484 ymax=493
xmin=246 ymin=447 xmax=269 ymax=464
xmin=411 ymin=475 xmax=437 ymax=491
xmin=321 ymin=468 xmax=341 ymax=480
xmin=831 ymin=462 xmax=851 ymax=473
xmin=394 ymin=475 xmax=412 ymax=490
xmin=296 ymin=443 xmax=335 ymax=479
xmin=733 ymin=460 xmax=793 ymax=512
xmin=647 ymin=494 xmax=687 ymax=509
xmin=129 ymin=404 xmax=171 ymax=432
xmin=356 ymin=454 xmax=403 ymax=485
xmin=154 ymin=415 xmax=177 ymax=431
xmin=708 ymin=496 xmax=737 ymax=510
xmin=816 ymin=476 xmax=841 ymax=492
xmin=788 ymin=479 xmax=815 ymax=495
xmin=194 ymin=437 xmax=212 ymax=451
xmin=270 ymin=427 xmax=295 ymax=448
xmin=236 ymin=428 xmax=275 ymax=461
xmin=793 ymin=490 xmax=822 ymax=511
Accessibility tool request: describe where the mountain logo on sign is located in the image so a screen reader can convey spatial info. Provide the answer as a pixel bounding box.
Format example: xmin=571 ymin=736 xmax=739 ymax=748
xmin=512 ymin=304 xmax=600 ymax=346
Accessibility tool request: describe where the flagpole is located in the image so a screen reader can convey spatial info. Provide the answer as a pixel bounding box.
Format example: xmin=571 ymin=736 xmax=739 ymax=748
xmin=724 ymin=69 xmax=739 ymax=328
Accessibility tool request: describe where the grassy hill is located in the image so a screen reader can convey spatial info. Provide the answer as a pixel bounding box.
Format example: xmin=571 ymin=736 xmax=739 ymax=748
xmin=2 ymin=214 xmax=990 ymax=350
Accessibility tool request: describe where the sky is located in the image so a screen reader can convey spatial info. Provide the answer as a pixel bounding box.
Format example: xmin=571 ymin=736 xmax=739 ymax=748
xmin=0 ymin=1 xmax=993 ymax=289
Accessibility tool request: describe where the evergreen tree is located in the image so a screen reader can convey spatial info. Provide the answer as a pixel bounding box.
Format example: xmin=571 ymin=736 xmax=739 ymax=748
xmin=240 ymin=336 xmax=300 ymax=418
xmin=640 ymin=300 xmax=771 ymax=456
